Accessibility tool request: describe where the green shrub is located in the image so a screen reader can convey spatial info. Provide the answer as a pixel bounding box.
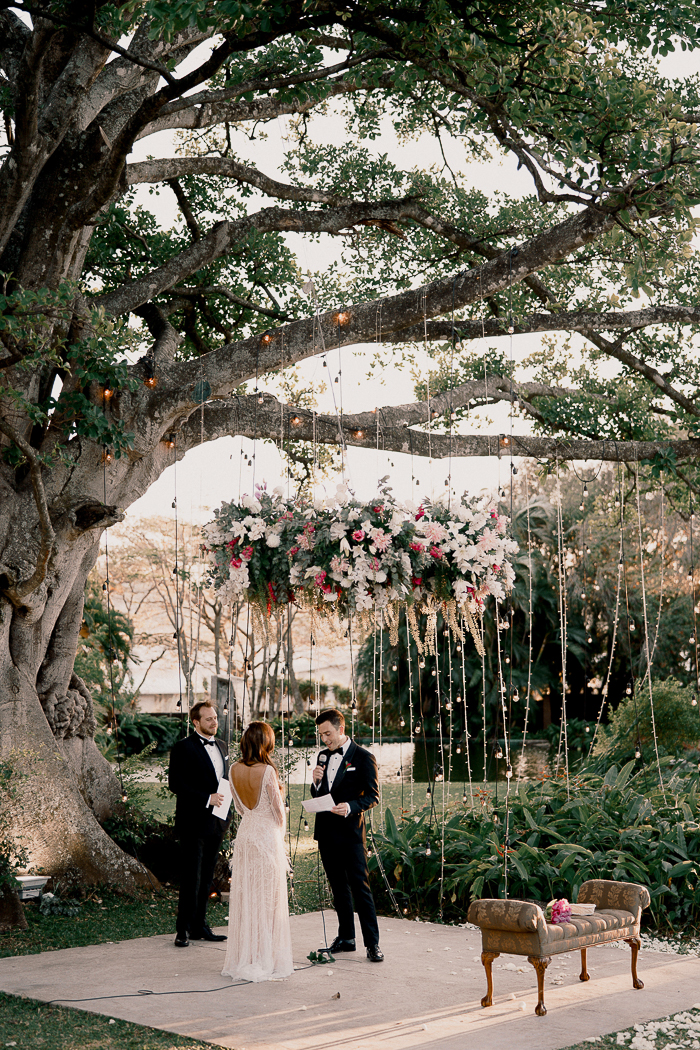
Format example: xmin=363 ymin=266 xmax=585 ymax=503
xmin=369 ymin=762 xmax=700 ymax=934
xmin=593 ymin=677 xmax=700 ymax=765
xmin=0 ymin=759 xmax=30 ymax=894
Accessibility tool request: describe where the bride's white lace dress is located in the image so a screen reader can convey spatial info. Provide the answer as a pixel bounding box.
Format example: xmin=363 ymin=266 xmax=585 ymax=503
xmin=222 ymin=764 xmax=293 ymax=982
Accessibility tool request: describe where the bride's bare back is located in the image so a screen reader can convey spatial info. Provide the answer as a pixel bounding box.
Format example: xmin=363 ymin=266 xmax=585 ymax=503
xmin=230 ymin=761 xmax=274 ymax=810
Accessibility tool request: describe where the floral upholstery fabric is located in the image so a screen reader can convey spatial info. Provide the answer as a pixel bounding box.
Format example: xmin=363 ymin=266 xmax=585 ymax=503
xmin=467 ymin=880 xmax=649 ymax=959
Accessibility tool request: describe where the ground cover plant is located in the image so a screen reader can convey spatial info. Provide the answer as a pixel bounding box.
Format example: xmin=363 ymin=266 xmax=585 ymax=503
xmin=0 ymin=992 xmax=227 ymax=1050
xmin=370 ymin=762 xmax=700 ymax=934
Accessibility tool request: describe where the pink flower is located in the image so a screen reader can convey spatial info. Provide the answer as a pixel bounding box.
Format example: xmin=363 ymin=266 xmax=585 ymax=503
xmin=314 ymin=571 xmax=327 ymax=586
xmin=295 ymin=531 xmax=312 ymax=550
xmin=230 ymin=556 xmax=242 ymax=568
xmin=289 ymin=545 xmax=300 ymax=556
xmin=370 ymin=527 xmax=390 ymax=551
xmin=409 ymin=541 xmax=424 ymax=553
xmin=241 ymin=546 xmax=254 ymax=561
xmin=415 ymin=507 xmax=425 ymax=521
xmin=412 ymin=576 xmax=422 ymax=588
xmin=429 ymin=545 xmax=443 ymax=559
xmin=352 ymin=529 xmax=365 ymax=542
xmin=372 ymin=505 xmax=384 ymax=514
xmin=425 ymin=521 xmax=447 ymax=543
xmin=493 ymin=563 xmax=500 ymax=572
xmin=370 ymin=557 xmax=380 ymax=571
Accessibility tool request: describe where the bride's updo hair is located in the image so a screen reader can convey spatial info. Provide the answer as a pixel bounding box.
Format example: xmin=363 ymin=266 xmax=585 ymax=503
xmin=240 ymin=721 xmax=277 ymax=769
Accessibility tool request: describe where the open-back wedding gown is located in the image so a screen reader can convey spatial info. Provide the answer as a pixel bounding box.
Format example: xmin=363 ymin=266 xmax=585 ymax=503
xmin=222 ymin=763 xmax=294 ymax=982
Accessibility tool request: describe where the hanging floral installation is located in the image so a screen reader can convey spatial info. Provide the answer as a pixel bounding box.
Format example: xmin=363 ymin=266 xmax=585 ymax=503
xmin=203 ymin=481 xmax=518 ymax=655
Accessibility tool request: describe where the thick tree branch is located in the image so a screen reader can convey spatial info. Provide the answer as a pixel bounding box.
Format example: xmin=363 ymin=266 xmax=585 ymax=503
xmin=387 ymin=305 xmax=700 ymax=343
xmin=583 ymin=329 xmax=700 ymax=417
xmin=174 ymin=393 xmax=700 ymax=467
xmin=0 ymin=415 xmax=56 ymax=603
xmin=128 ymin=156 xmax=343 ymax=203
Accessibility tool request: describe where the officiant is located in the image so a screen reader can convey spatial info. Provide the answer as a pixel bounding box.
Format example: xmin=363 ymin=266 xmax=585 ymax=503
xmin=168 ymin=701 xmax=231 ymax=947
xmin=310 ymin=708 xmax=383 ymax=962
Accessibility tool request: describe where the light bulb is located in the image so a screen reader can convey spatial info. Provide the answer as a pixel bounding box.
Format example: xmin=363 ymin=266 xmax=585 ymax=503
xmin=690 ymin=637 xmax=696 ymax=645
xmin=692 ymin=694 xmax=698 ymax=707
xmin=462 ymin=793 xmax=467 ymax=803
xmin=585 ymin=725 xmax=590 ymax=733
xmin=506 ymin=764 xmax=513 ymax=779
xmin=304 ymin=820 xmax=309 ymax=831
xmin=579 ymin=502 xmax=584 ymax=512
xmin=399 ymin=718 xmax=405 ymax=727
xmin=581 ymin=592 xmax=586 ymax=600
xmin=392 ymin=663 xmax=397 ymax=671
xmin=456 ymin=645 xmax=462 ymax=653
xmin=456 ymin=745 xmax=462 ymax=754
xmin=425 ymin=845 xmax=432 ymax=856
xmin=635 ymin=747 xmax=641 ymax=760
xmin=583 ymin=486 xmax=589 ymax=498
xmin=419 ymin=660 xmax=425 ymax=668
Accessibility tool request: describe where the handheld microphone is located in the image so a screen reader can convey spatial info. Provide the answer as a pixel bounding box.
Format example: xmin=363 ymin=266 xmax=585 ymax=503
xmin=318 ymin=753 xmax=327 ymax=765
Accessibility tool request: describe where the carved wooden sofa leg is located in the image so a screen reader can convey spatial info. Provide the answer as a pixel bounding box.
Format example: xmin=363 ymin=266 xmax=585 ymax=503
xmin=480 ymin=951 xmax=500 ymax=1007
xmin=580 ymin=947 xmax=590 ymax=982
xmin=528 ymin=955 xmax=551 ymax=1016
xmin=625 ymin=936 xmax=644 ymax=989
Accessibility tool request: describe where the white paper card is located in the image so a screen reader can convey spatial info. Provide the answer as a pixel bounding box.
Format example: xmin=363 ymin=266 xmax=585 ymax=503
xmin=301 ymin=794 xmax=336 ymax=813
xmin=212 ymin=777 xmax=232 ymax=819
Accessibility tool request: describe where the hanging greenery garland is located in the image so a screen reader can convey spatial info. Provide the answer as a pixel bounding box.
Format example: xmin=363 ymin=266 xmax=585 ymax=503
xmin=203 ymin=480 xmax=518 ymax=654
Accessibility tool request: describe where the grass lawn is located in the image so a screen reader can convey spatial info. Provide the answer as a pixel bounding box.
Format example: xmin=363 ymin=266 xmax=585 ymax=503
xmin=0 ymin=992 xmax=227 ymax=1049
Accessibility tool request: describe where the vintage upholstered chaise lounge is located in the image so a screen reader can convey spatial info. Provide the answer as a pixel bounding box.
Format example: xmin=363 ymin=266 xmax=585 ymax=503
xmin=467 ymin=879 xmax=651 ymax=1016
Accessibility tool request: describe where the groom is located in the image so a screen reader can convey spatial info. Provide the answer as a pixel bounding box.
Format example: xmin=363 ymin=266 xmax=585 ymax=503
xmin=168 ymin=701 xmax=230 ymax=947
xmin=310 ymin=708 xmax=383 ymax=962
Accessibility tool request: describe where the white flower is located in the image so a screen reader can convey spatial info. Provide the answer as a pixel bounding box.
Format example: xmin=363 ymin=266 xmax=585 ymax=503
xmin=247 ymin=518 xmax=266 ymax=540
xmin=361 ymin=519 xmax=372 ymax=532
xmin=347 ymin=509 xmax=361 ymax=521
xmin=340 ymin=537 xmax=351 ymax=554
xmin=266 ymin=532 xmax=281 ymax=548
xmin=330 ymin=520 xmax=346 ymax=540
xmin=241 ymin=494 xmax=262 ymax=513
xmin=323 ymin=591 xmax=338 ymax=602
xmin=354 ymin=589 xmax=374 ymax=611
xmin=273 ymin=484 xmax=285 ymax=497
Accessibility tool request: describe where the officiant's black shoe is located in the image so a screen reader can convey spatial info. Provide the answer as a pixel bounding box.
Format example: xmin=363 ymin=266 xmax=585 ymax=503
xmin=366 ymin=945 xmax=384 ymax=962
xmin=191 ymin=925 xmax=227 ymax=942
xmin=174 ymin=934 xmax=190 ymax=947
xmin=325 ymin=937 xmax=356 ymax=953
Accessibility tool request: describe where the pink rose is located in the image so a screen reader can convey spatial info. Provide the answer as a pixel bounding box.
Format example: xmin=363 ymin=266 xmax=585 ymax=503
xmin=230 ymin=556 xmax=242 ymax=568
xmin=409 ymin=541 xmax=424 ymax=553
xmin=429 ymin=545 xmax=443 ymax=559
xmin=241 ymin=546 xmax=254 ymax=561
xmin=352 ymin=529 xmax=365 ymax=542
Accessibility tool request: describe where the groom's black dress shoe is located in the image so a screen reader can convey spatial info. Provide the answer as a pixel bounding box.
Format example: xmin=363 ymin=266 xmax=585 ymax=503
xmin=190 ymin=926 xmax=227 ymax=942
xmin=174 ymin=934 xmax=190 ymax=947
xmin=366 ymin=945 xmax=384 ymax=962
xmin=325 ymin=937 xmax=356 ymax=953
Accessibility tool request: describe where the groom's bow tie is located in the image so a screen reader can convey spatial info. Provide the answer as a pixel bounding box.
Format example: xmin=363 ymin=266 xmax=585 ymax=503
xmin=201 ymin=738 xmax=215 ymax=747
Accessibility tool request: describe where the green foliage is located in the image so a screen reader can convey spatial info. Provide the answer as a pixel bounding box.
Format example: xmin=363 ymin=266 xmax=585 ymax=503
xmin=101 ymin=743 xmax=175 ymax=853
xmin=370 ymin=765 xmax=700 ymax=933
xmin=593 ymin=678 xmax=700 ymax=765
xmin=0 ymin=760 xmax=29 ymax=894
xmin=38 ymin=893 xmax=81 ymax=918
xmin=75 ymin=579 xmax=180 ymax=758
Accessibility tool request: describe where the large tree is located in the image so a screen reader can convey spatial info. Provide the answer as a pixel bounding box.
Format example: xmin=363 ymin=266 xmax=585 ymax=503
xmin=2 ymin=0 xmax=700 ymax=885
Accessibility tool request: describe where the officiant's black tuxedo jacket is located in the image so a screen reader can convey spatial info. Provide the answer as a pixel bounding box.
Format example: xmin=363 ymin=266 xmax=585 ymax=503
xmin=168 ymin=733 xmax=231 ymax=837
xmin=310 ymin=740 xmax=379 ymax=846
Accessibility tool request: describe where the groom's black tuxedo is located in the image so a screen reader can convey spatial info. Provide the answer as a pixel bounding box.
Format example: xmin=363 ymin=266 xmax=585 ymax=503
xmin=168 ymin=733 xmax=230 ymax=937
xmin=311 ymin=739 xmax=380 ymax=947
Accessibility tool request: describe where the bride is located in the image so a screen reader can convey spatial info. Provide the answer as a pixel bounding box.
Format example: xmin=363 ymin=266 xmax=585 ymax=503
xmin=222 ymin=721 xmax=294 ymax=982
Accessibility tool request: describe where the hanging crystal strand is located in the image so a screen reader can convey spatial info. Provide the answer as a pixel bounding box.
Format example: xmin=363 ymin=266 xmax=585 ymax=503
xmin=481 ymin=611 xmax=488 ymax=783
xmin=459 ymin=616 xmax=473 ymax=807
xmin=406 ymin=610 xmax=415 ymax=814
xmin=433 ymin=618 xmax=446 ymax=920
xmin=647 ymin=471 xmax=666 ymax=668
xmin=517 ymin=469 xmax=535 ymax=786
xmin=586 ymin=507 xmax=624 ymax=762
xmin=634 ymin=460 xmax=666 ymax=798
xmin=378 ymin=614 xmax=384 ymax=828
xmin=494 ymin=597 xmax=511 ymax=897
xmin=553 ymin=460 xmax=570 ymax=798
